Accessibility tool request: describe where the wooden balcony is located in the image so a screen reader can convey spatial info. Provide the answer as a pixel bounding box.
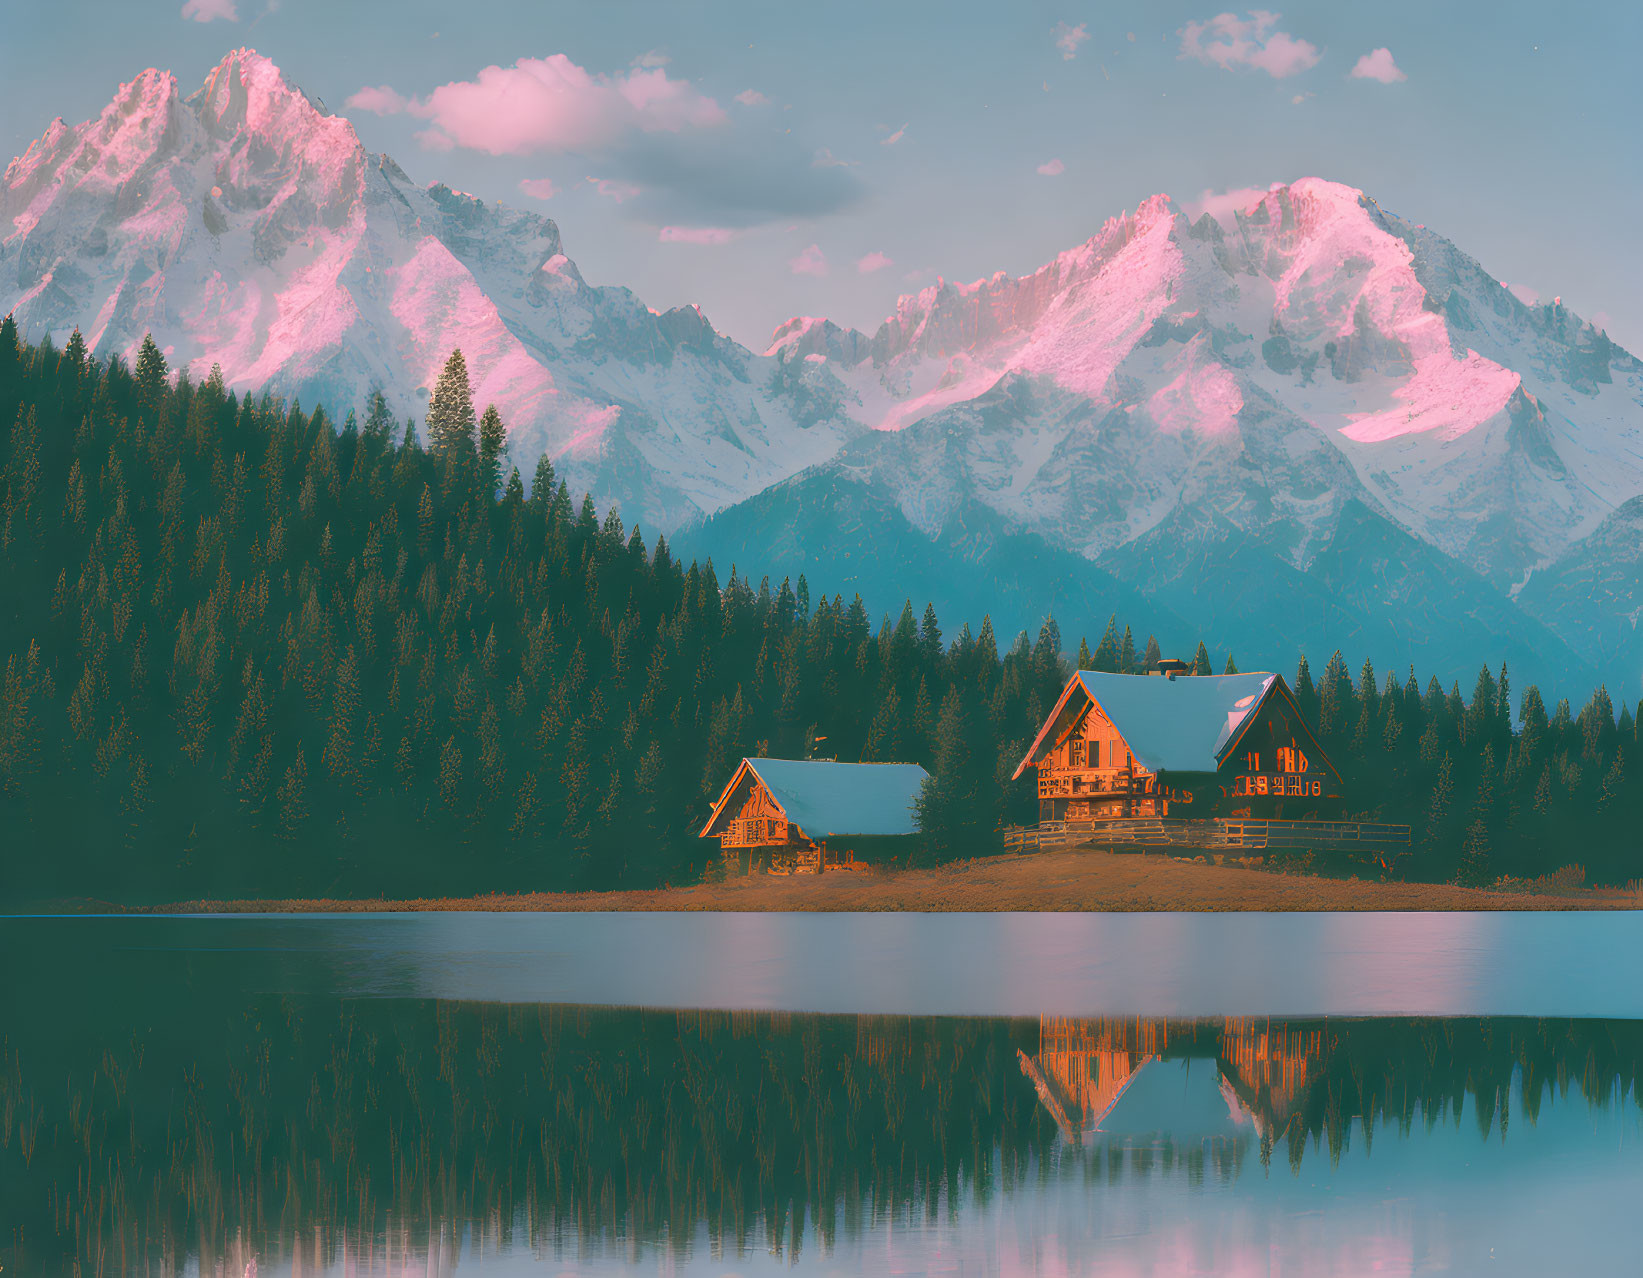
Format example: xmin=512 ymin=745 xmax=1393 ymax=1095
xmin=1038 ymin=771 xmax=1141 ymax=799
xmin=719 ymin=816 xmax=790 ymax=848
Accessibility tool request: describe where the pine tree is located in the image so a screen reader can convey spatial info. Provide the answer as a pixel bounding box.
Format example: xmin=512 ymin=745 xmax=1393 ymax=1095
xmin=1092 ymin=617 xmax=1120 ymax=672
xmin=438 ymin=737 xmax=465 ymax=816
xmin=478 ymin=403 xmax=506 ymax=492
xmin=1141 ymin=634 xmax=1161 ymax=671
xmin=133 ymin=334 xmax=168 ymax=412
xmin=1294 ymin=655 xmax=1318 ymax=726
xmin=915 ymin=687 xmax=1000 ymax=861
xmin=1457 ymin=817 xmax=1492 ymax=887
xmin=1223 ymin=654 xmax=1239 ymax=675
xmin=1119 ymin=626 xmax=1136 ymax=674
xmin=426 ymin=350 xmax=477 ymax=456
xmin=363 ymin=389 xmax=395 ymax=446
xmin=1191 ymin=642 xmax=1212 ymax=676
xmin=1424 ymin=753 xmax=1454 ymax=847
xmin=276 ymin=751 xmax=309 ymax=839
xmin=862 ymin=686 xmax=905 ymax=761
xmin=918 ymin=603 xmax=943 ymax=670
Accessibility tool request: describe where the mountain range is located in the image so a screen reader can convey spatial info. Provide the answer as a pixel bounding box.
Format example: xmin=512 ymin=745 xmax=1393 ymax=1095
xmin=4 ymin=50 xmax=1640 ymax=697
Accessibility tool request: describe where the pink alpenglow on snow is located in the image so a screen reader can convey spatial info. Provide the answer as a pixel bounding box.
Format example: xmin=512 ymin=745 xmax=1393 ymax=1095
xmin=559 ymin=402 xmax=622 ymax=457
xmin=1253 ymin=180 xmax=1519 ymax=442
xmin=180 ymin=0 xmax=237 ymax=21
xmin=856 ymin=251 xmax=893 ymax=274
xmin=517 ymin=178 xmax=556 ymax=201
xmin=659 ymin=225 xmax=736 ymax=245
xmin=789 ymin=244 xmax=828 ymax=277
xmin=362 ymin=54 xmax=726 ymax=156
xmin=1037 ymin=158 xmax=1066 ymax=177
xmin=1349 ymin=48 xmax=1407 ymax=83
xmin=1146 ymin=336 xmax=1245 ymax=438
xmin=1178 ymin=11 xmax=1322 ymax=79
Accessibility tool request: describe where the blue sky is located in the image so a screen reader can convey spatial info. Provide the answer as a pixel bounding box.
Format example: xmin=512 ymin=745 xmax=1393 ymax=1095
xmin=4 ymin=1 xmax=1638 ymax=352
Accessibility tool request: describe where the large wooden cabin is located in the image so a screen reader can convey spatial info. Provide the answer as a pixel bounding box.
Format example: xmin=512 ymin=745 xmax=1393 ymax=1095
xmin=701 ymin=758 xmax=931 ymax=875
xmin=1014 ymin=667 xmax=1342 ymax=822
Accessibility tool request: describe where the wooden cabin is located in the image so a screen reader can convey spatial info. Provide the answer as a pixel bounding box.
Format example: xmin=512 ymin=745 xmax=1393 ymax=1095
xmin=700 ymin=758 xmax=931 ymax=875
xmin=1014 ymin=667 xmax=1342 ymax=822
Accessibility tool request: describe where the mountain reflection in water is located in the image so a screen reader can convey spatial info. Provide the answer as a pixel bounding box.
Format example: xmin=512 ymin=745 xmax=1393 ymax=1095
xmin=2 ymin=984 xmax=1640 ymax=1277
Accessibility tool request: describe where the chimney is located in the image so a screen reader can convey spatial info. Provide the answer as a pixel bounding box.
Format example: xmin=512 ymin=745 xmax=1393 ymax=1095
xmin=1148 ymin=658 xmax=1192 ymax=680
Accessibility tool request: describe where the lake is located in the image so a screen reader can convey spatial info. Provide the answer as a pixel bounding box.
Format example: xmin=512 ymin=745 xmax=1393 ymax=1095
xmin=2 ymin=912 xmax=1639 ymax=1276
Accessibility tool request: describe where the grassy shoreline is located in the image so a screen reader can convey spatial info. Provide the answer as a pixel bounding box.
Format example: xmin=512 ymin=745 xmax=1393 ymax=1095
xmin=37 ymin=849 xmax=1642 ymax=915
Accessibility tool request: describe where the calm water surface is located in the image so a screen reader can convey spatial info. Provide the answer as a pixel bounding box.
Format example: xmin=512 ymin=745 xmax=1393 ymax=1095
xmin=2 ymin=912 xmax=1639 ymax=1277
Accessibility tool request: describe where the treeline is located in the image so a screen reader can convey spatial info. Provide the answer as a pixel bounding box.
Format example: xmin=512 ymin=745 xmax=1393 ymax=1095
xmin=0 ymin=319 xmax=1639 ymax=899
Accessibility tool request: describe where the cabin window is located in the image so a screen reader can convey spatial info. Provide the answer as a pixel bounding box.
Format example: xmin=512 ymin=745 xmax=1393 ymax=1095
xmin=1276 ymin=746 xmax=1309 ymax=773
xmin=1246 ymin=751 xmax=1261 ymax=772
xmin=1091 ymin=740 xmax=1100 ymax=767
xmin=1256 ymin=776 xmax=1269 ymax=795
xmin=1070 ymin=739 xmax=1087 ymax=767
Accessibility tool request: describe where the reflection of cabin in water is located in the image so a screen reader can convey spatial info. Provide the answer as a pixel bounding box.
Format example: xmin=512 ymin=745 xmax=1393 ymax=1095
xmin=1015 ymin=666 xmax=1343 ymax=823
xmin=1018 ymin=1017 xmax=1328 ymax=1147
xmin=701 ymin=758 xmax=930 ymax=875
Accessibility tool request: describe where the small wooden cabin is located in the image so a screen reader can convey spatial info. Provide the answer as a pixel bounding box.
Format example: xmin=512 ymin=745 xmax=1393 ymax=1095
xmin=1014 ymin=668 xmax=1341 ymax=821
xmin=701 ymin=758 xmax=930 ymax=875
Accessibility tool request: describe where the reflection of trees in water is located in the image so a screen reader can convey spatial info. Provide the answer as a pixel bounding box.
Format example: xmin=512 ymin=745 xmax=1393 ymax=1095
xmin=2 ymin=1004 xmax=1640 ymax=1277
xmin=1017 ymin=1016 xmax=1643 ymax=1177
xmin=0 ymin=1003 xmax=1046 ymax=1276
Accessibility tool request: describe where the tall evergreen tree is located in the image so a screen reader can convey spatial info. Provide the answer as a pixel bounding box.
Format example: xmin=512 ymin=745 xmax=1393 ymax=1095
xmin=426 ymin=350 xmax=477 ymax=456
xmin=478 ymin=403 xmax=506 ymax=492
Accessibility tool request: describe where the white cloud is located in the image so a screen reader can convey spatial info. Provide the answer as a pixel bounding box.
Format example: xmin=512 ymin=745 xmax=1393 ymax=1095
xmin=517 ymin=178 xmax=556 ymax=201
xmin=735 ymin=88 xmax=768 ymax=106
xmin=1179 ymin=11 xmax=1321 ymax=79
xmin=586 ymin=176 xmax=642 ymax=203
xmin=1292 ymin=91 xmax=1313 ymax=105
xmin=345 ymin=85 xmax=409 ymax=116
xmin=1349 ymin=48 xmax=1407 ymax=83
xmin=181 ymin=0 xmax=237 ymax=20
xmin=659 ymin=225 xmax=737 ymax=244
xmin=789 ymin=244 xmax=828 ymax=277
xmin=812 ymin=147 xmax=857 ymax=168
xmin=1184 ymin=183 xmax=1282 ymax=224
xmin=632 ymin=50 xmax=670 ymax=68
xmin=856 ymin=251 xmax=893 ymax=274
xmin=1505 ymin=282 xmax=1540 ymax=307
xmin=880 ymin=123 xmax=907 ymax=146
xmin=359 ymin=54 xmax=726 ymax=155
xmin=1054 ymin=21 xmax=1090 ymax=61
xmin=1037 ymin=157 xmax=1066 ymax=176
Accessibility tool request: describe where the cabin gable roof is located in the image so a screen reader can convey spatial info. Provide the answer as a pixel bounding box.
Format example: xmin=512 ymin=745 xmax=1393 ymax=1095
xmin=1014 ymin=671 xmax=1296 ymax=778
xmin=701 ymin=758 xmax=930 ymax=840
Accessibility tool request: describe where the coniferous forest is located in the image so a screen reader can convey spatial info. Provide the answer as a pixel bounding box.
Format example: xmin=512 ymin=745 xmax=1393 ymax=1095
xmin=0 ymin=318 xmax=1639 ymax=902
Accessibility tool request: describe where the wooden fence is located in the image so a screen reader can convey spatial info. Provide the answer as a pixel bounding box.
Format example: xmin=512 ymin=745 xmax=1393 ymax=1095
xmin=1005 ymin=818 xmax=1411 ymax=855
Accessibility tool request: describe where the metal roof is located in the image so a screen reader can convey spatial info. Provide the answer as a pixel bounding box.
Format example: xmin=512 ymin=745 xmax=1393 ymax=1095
xmin=1016 ymin=672 xmax=1282 ymax=777
xmin=736 ymin=758 xmax=930 ymax=838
